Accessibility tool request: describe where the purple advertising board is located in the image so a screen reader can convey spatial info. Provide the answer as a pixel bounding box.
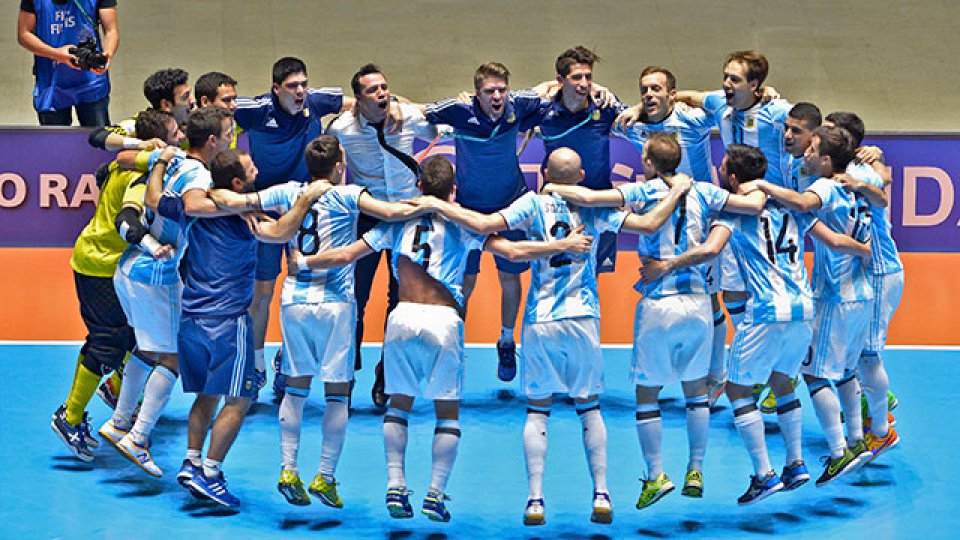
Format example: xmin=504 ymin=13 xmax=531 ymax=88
xmin=1 ymin=128 xmax=958 ymax=252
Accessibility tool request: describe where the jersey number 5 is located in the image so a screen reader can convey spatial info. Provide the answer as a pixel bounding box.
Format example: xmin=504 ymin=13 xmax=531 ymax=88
xmin=412 ymin=223 xmax=434 ymax=270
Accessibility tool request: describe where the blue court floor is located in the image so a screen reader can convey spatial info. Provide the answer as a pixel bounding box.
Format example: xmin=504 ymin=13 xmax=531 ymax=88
xmin=2 ymin=344 xmax=957 ymax=539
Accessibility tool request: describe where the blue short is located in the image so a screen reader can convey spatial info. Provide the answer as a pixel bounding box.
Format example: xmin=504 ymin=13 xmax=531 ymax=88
xmin=466 ymin=228 xmax=529 ymax=275
xmin=255 ymin=240 xmax=285 ymax=281
xmin=179 ymin=313 xmax=256 ymax=398
xmin=595 ymin=231 xmax=618 ymax=274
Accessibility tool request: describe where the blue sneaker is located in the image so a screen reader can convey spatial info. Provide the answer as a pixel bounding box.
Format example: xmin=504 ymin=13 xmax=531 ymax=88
xmin=51 ymin=405 xmax=94 ymax=462
xmin=497 ymin=341 xmax=517 ymax=382
xmin=781 ymin=460 xmax=810 ymax=491
xmin=272 ymin=347 xmax=286 ymax=401
xmin=187 ymin=470 xmax=241 ymax=508
xmin=386 ymin=486 xmax=413 ymax=518
xmin=177 ymin=459 xmax=207 ymax=499
xmin=422 ymin=490 xmax=451 ymax=522
xmin=737 ymin=471 xmax=783 ymax=505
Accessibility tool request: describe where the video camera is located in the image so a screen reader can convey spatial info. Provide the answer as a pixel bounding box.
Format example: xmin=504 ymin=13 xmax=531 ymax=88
xmin=68 ymin=37 xmax=107 ymax=71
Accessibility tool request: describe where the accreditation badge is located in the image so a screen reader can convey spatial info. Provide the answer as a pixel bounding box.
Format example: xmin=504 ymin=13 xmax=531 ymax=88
xmin=506 ymin=112 xmax=516 ymax=124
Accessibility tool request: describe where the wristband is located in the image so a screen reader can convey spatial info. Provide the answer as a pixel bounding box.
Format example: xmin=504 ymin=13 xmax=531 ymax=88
xmin=155 ymin=158 xmax=169 ymax=168
xmin=122 ymin=137 xmax=141 ymax=150
xmin=140 ymin=235 xmax=162 ymax=256
xmin=296 ymin=253 xmax=309 ymax=273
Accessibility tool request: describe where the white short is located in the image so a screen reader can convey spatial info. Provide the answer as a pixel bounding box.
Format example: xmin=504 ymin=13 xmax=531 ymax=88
xmin=280 ymin=302 xmax=356 ymax=382
xmin=728 ymin=320 xmax=813 ymax=386
xmin=864 ymin=272 xmax=904 ymax=354
xmin=719 ymin=244 xmax=744 ymax=292
xmin=631 ymin=294 xmax=712 ymax=387
xmin=383 ymin=302 xmax=464 ymax=400
xmin=113 ymin=270 xmax=181 ymax=353
xmin=521 ymin=317 xmax=604 ymax=400
xmin=802 ymin=300 xmax=871 ymax=380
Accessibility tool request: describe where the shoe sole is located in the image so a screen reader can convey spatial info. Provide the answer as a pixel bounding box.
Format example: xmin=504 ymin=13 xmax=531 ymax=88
xmin=116 ymin=442 xmax=163 ymax=478
xmin=387 ymin=506 xmax=413 ymax=519
xmin=738 ymin=482 xmax=783 ymax=506
xmin=51 ymin=420 xmax=94 ymax=463
xmin=308 ymin=488 xmax=343 ymax=509
xmin=422 ymin=510 xmax=450 ymax=522
xmin=636 ymin=484 xmax=674 ymax=510
xmin=681 ymin=485 xmax=703 ymax=498
xmin=98 ymin=426 xmax=128 ymax=450
xmin=590 ymin=508 xmax=612 ymax=524
xmin=186 ymin=478 xmax=240 ymax=509
xmin=868 ymin=435 xmax=900 ymax=463
xmin=782 ymin=475 xmax=810 ymax=491
xmin=177 ymin=474 xmax=208 ymax=500
xmin=277 ymin=484 xmax=311 ymax=506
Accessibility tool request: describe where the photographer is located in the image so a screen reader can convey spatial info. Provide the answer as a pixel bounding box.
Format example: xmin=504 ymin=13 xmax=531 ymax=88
xmin=16 ymin=0 xmax=119 ymax=126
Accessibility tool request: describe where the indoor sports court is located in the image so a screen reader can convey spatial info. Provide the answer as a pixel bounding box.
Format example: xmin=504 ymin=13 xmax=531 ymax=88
xmin=2 ymin=1 xmax=958 ymax=538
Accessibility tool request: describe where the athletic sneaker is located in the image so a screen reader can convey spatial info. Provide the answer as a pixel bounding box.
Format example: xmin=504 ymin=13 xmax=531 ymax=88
xmin=386 ymin=486 xmax=413 ymax=518
xmin=79 ymin=412 xmax=99 ymax=450
xmin=760 ymin=388 xmax=778 ymax=414
xmin=422 ymin=490 xmax=451 ymax=522
xmin=117 ymin=435 xmax=162 ymax=477
xmin=865 ymin=428 xmax=899 ymax=462
xmin=523 ymin=498 xmax=545 ymax=526
xmin=254 ymin=368 xmax=267 ymax=392
xmin=864 ymin=411 xmax=897 ymax=433
xmin=815 ymin=448 xmax=861 ymax=487
xmin=308 ymin=474 xmax=343 ymax=508
xmin=496 ymin=341 xmax=517 ymax=382
xmin=636 ymin=472 xmax=675 ymax=510
xmin=706 ymin=375 xmax=726 ymax=409
xmin=277 ymin=469 xmax=311 ymax=506
xmin=97 ymin=418 xmax=129 ymax=449
xmin=590 ymin=491 xmax=613 ymax=524
xmin=681 ymin=469 xmax=703 ymax=498
xmin=177 ymin=459 xmax=200 ymax=489
xmin=51 ymin=405 xmax=94 ymax=462
xmin=188 ymin=471 xmax=241 ymax=508
xmin=888 ymin=390 xmax=899 ymax=411
xmin=272 ymin=347 xmax=286 ymax=402
xmin=737 ymin=471 xmax=783 ymax=505
xmin=781 ymin=460 xmax=810 ymax=491
xmin=96 ymin=377 xmax=120 ymax=409
xmin=849 ymin=439 xmax=872 ymax=472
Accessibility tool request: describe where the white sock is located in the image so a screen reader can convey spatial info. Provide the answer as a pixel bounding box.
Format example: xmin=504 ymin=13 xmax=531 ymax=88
xmin=808 ymin=380 xmax=846 ymax=458
xmin=430 ymin=419 xmax=461 ymax=494
xmin=710 ymin=310 xmax=728 ymax=379
xmin=837 ymin=374 xmax=863 ymax=445
xmin=186 ymin=448 xmax=202 ymax=467
xmin=523 ymin=405 xmax=549 ymax=500
xmin=859 ymin=353 xmax=890 ymax=437
xmin=129 ymin=365 xmax=176 ymax=446
xmin=111 ymin=354 xmax=152 ymax=430
xmin=202 ymin=457 xmax=222 ymax=478
xmin=279 ymin=388 xmax=308 ymax=473
xmin=685 ymin=395 xmax=710 ymax=471
xmin=383 ymin=408 xmax=409 ymax=488
xmin=499 ymin=326 xmax=514 ymax=344
xmin=577 ymin=400 xmax=608 ymax=493
xmin=254 ymin=348 xmax=265 ymax=372
xmin=775 ymin=392 xmax=803 ymax=464
xmin=635 ymin=402 xmax=663 ymax=479
xmin=318 ymin=395 xmax=349 ymax=480
xmin=732 ymin=398 xmax=772 ymax=476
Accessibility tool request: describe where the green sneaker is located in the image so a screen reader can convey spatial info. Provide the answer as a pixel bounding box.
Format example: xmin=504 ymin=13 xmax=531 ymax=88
xmin=681 ymin=469 xmax=703 ymax=498
xmin=848 ymin=439 xmax=872 ymax=472
xmin=815 ymin=448 xmax=861 ymax=487
xmin=309 ymin=473 xmax=343 ymax=508
xmin=636 ymin=472 xmax=675 ymax=509
xmin=277 ymin=469 xmax=311 ymax=506
xmin=887 ymin=390 xmax=899 ymax=411
xmin=760 ymin=389 xmax=778 ymax=414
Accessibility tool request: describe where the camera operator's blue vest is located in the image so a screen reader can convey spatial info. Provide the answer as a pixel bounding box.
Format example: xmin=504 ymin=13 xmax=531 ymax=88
xmin=31 ymin=0 xmax=110 ymax=112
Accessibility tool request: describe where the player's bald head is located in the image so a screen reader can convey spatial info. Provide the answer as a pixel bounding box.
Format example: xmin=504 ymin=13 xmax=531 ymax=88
xmin=545 ymin=147 xmax=584 ymax=185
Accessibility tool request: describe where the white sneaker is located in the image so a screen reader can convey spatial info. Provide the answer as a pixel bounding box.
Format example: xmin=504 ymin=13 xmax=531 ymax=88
xmin=591 ymin=491 xmax=613 ymax=524
xmin=98 ymin=418 xmax=129 ymax=450
xmin=523 ymin=498 xmax=545 ymax=526
xmin=117 ymin=435 xmax=163 ymax=477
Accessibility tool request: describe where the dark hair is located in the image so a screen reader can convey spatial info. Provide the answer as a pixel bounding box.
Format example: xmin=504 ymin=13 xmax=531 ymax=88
xmin=210 ymin=149 xmax=249 ymax=190
xmin=186 ymin=106 xmax=233 ymax=149
xmin=724 ymin=50 xmax=769 ymax=85
xmin=305 ymin=135 xmax=343 ymax=179
xmin=825 ymin=111 xmax=865 ymax=147
xmin=644 ymin=132 xmax=682 ymax=174
xmin=639 ymin=66 xmax=676 ymax=92
xmin=195 ymin=72 xmax=237 ymax=104
xmin=350 ymin=63 xmax=383 ymax=95
xmin=555 ymin=46 xmax=598 ymax=77
xmin=419 ymin=156 xmax=455 ymax=199
xmin=272 ymin=57 xmax=307 ymax=85
xmin=789 ymin=102 xmax=822 ymax=129
xmin=813 ymin=126 xmax=856 ymax=172
xmin=473 ymin=62 xmax=510 ymax=92
xmin=143 ymin=68 xmax=189 ymax=109
xmin=134 ymin=109 xmax=175 ymax=141
xmin=725 ymin=144 xmax=767 ymax=183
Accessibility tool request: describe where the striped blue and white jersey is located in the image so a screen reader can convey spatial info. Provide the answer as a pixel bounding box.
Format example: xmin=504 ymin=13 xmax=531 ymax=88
xmin=613 ymin=103 xmax=715 ymax=183
xmin=715 ymin=202 xmax=815 ymax=323
xmin=259 ymin=182 xmax=365 ymax=305
xmin=499 ymin=192 xmax=626 ymax=324
xmin=788 ymin=156 xmax=816 ymax=193
xmin=806 ymin=177 xmax=874 ymax=303
xmin=619 ymin=180 xmax=729 ymax=298
xmin=846 ymin=162 xmax=903 ymax=276
xmin=702 ymin=92 xmax=793 ymax=187
xmin=363 ymin=215 xmax=487 ymax=308
xmin=117 ymin=150 xmax=209 ymax=286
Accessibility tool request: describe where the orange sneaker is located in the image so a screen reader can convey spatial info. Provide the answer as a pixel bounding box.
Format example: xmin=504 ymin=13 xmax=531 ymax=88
xmin=865 ymin=427 xmax=899 ymax=462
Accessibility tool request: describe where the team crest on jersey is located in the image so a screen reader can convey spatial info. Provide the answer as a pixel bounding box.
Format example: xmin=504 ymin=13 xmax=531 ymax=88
xmin=506 ymin=112 xmax=516 ymax=124
xmin=745 ymin=115 xmax=757 ymax=130
xmin=591 ymin=109 xmax=601 ymax=121
xmin=244 ymin=379 xmax=253 ymax=391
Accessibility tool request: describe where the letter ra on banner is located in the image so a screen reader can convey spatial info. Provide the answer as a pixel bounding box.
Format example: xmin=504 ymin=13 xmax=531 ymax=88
xmin=39 ymin=173 xmax=100 ymax=209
